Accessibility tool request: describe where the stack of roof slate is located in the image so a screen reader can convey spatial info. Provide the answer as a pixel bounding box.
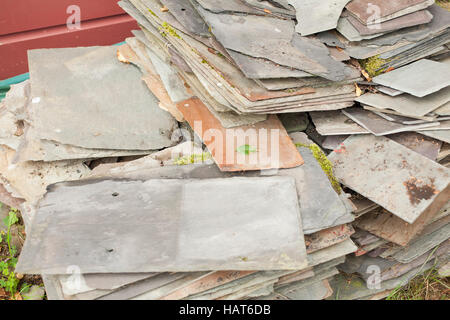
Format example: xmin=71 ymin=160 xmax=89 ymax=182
xmin=1 ymin=0 xmax=450 ymax=300
xmin=2 ymin=43 xmax=358 ymax=300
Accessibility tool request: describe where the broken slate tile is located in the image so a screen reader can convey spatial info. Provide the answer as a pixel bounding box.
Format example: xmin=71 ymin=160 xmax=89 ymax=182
xmin=310 ymin=110 xmax=369 ymax=136
xmin=372 ymin=59 xmax=450 ymax=98
xmin=328 ymin=135 xmax=450 ymax=224
xmin=288 ymin=0 xmax=351 ymax=36
xmin=16 ymin=176 xmax=308 ymax=274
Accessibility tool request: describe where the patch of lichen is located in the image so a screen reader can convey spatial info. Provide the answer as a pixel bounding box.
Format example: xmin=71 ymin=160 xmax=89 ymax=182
xmin=159 ymin=22 xmax=181 ymax=39
xmin=148 ymin=9 xmax=157 ymax=17
xmin=359 ymin=55 xmax=390 ymax=77
xmin=173 ymin=152 xmax=212 ymax=165
xmin=296 ymin=143 xmax=342 ymax=194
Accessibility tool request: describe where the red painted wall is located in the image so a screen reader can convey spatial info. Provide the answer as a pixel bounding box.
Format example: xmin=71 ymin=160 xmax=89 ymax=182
xmin=0 ymin=0 xmax=138 ymax=79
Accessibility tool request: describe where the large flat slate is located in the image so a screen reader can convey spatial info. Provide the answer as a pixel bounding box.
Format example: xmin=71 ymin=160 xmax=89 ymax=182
xmin=372 ymin=59 xmax=450 ymax=97
xmin=27 ymin=46 xmax=177 ymax=150
xmin=356 ymin=87 xmax=450 ymax=118
xmin=328 ymin=135 xmax=450 ymax=224
xmin=16 ymin=176 xmax=308 ymax=274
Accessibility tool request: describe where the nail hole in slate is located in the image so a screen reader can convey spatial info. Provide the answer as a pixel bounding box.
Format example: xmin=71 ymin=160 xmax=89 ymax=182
xmin=112 ymin=192 xmax=119 ymax=197
xmin=107 ymin=249 xmax=114 ymax=253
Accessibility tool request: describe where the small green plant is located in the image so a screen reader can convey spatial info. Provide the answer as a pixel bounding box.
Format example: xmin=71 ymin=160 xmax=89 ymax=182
xmin=0 ymin=206 xmax=20 ymax=296
xmin=236 ymin=144 xmax=257 ymax=155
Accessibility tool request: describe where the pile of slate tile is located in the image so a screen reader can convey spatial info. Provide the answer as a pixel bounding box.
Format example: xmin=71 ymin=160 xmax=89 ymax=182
xmin=0 ymin=0 xmax=449 ymax=300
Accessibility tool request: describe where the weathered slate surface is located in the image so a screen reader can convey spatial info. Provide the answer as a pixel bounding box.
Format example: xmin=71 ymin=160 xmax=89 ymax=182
xmin=27 ymin=46 xmax=177 ymax=150
xmin=160 ymin=271 xmax=256 ymax=300
xmin=339 ymin=240 xmax=449 ymax=282
xmin=176 ymin=97 xmax=304 ymax=171
xmin=16 ymin=176 xmax=308 ymax=274
xmin=160 ymin=0 xmax=209 ymax=37
xmin=372 ymin=59 xmax=450 ymax=98
xmin=356 ymin=201 xmax=450 ymax=246
xmin=420 ymin=130 xmax=450 ymax=144
xmin=328 ymin=135 xmax=450 ymax=224
xmin=346 ymin=0 xmax=434 ymax=25
xmin=346 ymin=9 xmax=433 ymax=36
xmin=388 ymin=132 xmax=442 ymax=161
xmin=195 ymin=7 xmax=355 ymax=81
xmin=58 ymin=273 xmax=156 ymax=295
xmin=305 ymin=225 xmax=355 ymax=254
xmin=391 ymin=224 xmax=450 ymax=263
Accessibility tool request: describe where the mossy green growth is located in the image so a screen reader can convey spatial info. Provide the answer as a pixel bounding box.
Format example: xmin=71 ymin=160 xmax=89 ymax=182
xmin=296 ymin=143 xmax=342 ymax=194
xmin=359 ymin=55 xmax=390 ymax=77
xmin=173 ymin=152 xmax=212 ymax=166
xmin=148 ymin=9 xmax=157 ymax=17
xmin=160 ymin=22 xmax=181 ymax=39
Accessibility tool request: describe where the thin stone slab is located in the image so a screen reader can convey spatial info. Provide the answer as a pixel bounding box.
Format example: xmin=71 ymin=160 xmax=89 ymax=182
xmin=434 ymin=102 xmax=450 ymax=116
xmin=355 ymin=201 xmax=450 ymax=246
xmin=288 ymin=0 xmax=351 ymax=36
xmin=328 ymin=260 xmax=436 ymax=300
xmin=305 ymin=225 xmax=355 ymax=254
xmin=345 ymin=0 xmax=435 ymax=25
xmin=391 ymin=223 xmax=450 ymax=263
xmin=388 ymin=132 xmax=442 ymax=160
xmin=337 ymin=17 xmax=386 ymax=42
xmin=339 ymin=241 xmax=449 ymax=283
xmin=328 ymin=135 xmax=450 ymax=224
xmin=160 ymin=0 xmax=209 ymax=37
xmin=227 ymin=50 xmax=313 ymax=79
xmin=196 ymin=0 xmax=262 ymax=14
xmin=89 ymin=148 xmax=353 ymax=235
xmin=0 ymin=146 xmax=91 ymax=205
xmin=343 ymin=4 xmax=450 ymax=59
xmin=342 ymin=108 xmax=440 ymax=136
xmin=160 ymin=271 xmax=256 ymax=300
xmin=310 ymin=111 xmax=369 ymax=135
xmin=16 ymin=176 xmax=307 ymax=274
xmin=27 ymin=46 xmax=177 ymax=150
xmin=420 ymin=130 xmax=450 ymax=144
xmin=373 ymin=111 xmax=434 ymax=125
xmin=377 ymin=86 xmax=404 ymax=97
xmin=372 ymin=59 xmax=450 ymax=98
xmin=176 ymin=97 xmax=304 ymax=171
xmin=346 ymin=9 xmax=433 ymax=36
xmin=356 ymin=87 xmax=450 ymax=118
xmin=59 ymin=273 xmax=156 ymax=296
xmin=195 ymin=7 xmax=356 ymax=81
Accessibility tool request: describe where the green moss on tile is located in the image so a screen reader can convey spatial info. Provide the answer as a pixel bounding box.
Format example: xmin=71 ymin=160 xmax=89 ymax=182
xmin=296 ymin=143 xmax=342 ymax=194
